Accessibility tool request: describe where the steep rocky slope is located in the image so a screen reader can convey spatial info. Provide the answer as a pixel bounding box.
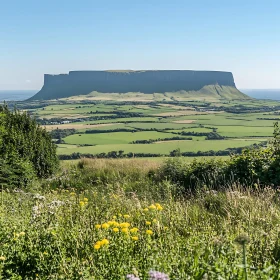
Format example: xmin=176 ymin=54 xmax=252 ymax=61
xmin=30 ymin=70 xmax=249 ymax=100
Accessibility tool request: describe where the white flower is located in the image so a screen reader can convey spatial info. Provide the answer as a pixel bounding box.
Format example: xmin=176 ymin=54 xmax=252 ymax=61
xmin=33 ymin=194 xmax=45 ymax=200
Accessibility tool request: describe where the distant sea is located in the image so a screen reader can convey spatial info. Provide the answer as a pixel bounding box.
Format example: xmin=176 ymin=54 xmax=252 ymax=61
xmin=0 ymin=90 xmax=37 ymax=102
xmin=241 ymin=89 xmax=280 ymax=100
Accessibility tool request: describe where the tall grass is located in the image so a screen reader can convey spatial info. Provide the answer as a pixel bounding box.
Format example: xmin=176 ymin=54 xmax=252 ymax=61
xmin=1 ymin=159 xmax=280 ymax=279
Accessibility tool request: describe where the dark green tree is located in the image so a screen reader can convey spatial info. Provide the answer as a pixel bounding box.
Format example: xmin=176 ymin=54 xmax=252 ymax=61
xmin=0 ymin=105 xmax=58 ymax=182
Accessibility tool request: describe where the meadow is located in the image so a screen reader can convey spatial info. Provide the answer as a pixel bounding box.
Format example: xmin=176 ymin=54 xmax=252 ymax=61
xmin=2 ymin=158 xmax=280 ymax=279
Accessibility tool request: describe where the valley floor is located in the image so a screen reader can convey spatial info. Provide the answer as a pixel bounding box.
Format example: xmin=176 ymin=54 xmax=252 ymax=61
xmin=18 ymin=93 xmax=280 ymax=160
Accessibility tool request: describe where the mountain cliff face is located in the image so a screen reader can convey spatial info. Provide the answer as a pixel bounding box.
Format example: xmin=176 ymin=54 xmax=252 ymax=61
xmin=30 ymin=70 xmax=247 ymax=100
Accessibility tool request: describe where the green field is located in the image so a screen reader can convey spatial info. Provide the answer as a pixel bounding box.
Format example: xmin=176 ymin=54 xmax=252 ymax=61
xmin=57 ymin=139 xmax=262 ymax=155
xmin=217 ymin=125 xmax=274 ymax=137
xmin=126 ymin=122 xmax=197 ymax=130
xmin=21 ymin=93 xmax=280 ymax=159
xmin=64 ymin=131 xmax=186 ymax=145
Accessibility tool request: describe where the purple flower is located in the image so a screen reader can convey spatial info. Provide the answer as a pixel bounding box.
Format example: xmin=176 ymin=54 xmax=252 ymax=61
xmin=126 ymin=274 xmax=140 ymax=280
xmin=149 ymin=270 xmax=169 ymax=280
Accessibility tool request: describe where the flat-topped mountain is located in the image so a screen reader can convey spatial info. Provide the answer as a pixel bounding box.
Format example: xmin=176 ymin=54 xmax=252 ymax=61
xmin=30 ymin=70 xmax=249 ymax=100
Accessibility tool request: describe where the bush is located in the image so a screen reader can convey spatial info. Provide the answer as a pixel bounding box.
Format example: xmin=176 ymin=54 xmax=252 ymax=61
xmin=0 ymin=157 xmax=36 ymax=188
xmin=0 ymin=105 xmax=58 ymax=186
xmin=158 ymin=123 xmax=280 ymax=190
xmin=157 ymin=158 xmax=228 ymax=192
xmin=226 ymin=148 xmax=274 ymax=185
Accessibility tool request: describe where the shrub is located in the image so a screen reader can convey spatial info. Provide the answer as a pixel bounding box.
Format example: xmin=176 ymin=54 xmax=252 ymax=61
xmin=0 ymin=157 xmax=36 ymax=188
xmin=226 ymin=148 xmax=274 ymax=185
xmin=226 ymin=122 xmax=280 ymax=186
xmin=0 ymin=105 xmax=58 ymax=183
xmin=158 ymin=158 xmax=228 ymax=192
xmin=159 ymin=123 xmax=280 ymax=190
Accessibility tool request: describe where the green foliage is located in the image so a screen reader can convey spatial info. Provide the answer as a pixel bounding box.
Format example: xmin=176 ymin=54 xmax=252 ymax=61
xmin=170 ymin=148 xmax=181 ymax=157
xmin=227 ymin=148 xmax=274 ymax=185
xmin=227 ymin=122 xmax=280 ymax=185
xmin=0 ymin=105 xmax=58 ymax=187
xmin=159 ymin=123 xmax=280 ymax=189
xmin=205 ymin=131 xmax=225 ymax=140
xmin=0 ymin=157 xmax=35 ymax=188
xmin=49 ymin=128 xmax=76 ymax=139
xmin=158 ymin=158 xmax=228 ymax=192
xmin=0 ymin=170 xmax=280 ymax=278
xmin=272 ymin=121 xmax=280 ymax=156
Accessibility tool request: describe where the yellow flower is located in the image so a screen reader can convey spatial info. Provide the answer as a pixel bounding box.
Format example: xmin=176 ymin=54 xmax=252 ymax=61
xmin=109 ymin=220 xmax=119 ymax=227
xmin=0 ymin=256 xmax=6 ymax=261
xmin=121 ymin=228 xmax=129 ymax=234
xmin=19 ymin=232 xmax=25 ymax=236
xmin=149 ymin=204 xmax=157 ymax=210
xmin=94 ymin=244 xmax=101 ymax=250
xmin=100 ymin=238 xmax=109 ymax=246
xmin=70 ymin=192 xmax=76 ymax=196
xmin=132 ymin=236 xmax=139 ymax=241
xmin=123 ymin=214 xmax=130 ymax=219
xmin=143 ymin=208 xmax=149 ymax=212
xmin=113 ymin=227 xmax=119 ymax=232
xmin=119 ymin=222 xmax=130 ymax=228
xmin=113 ymin=215 xmax=117 ymax=219
xmin=101 ymin=223 xmax=110 ymax=229
xmin=153 ymin=219 xmax=157 ymax=223
xmin=146 ymin=230 xmax=153 ymax=235
xmin=95 ymin=224 xmax=101 ymax=230
xmin=112 ymin=221 xmax=119 ymax=227
xmin=146 ymin=221 xmax=151 ymax=226
xmin=79 ymin=201 xmax=85 ymax=207
xmin=130 ymin=227 xmax=139 ymax=234
xmin=83 ymin=197 xmax=88 ymax=202
xmin=155 ymin=203 xmax=163 ymax=211
xmin=43 ymin=251 xmax=48 ymax=255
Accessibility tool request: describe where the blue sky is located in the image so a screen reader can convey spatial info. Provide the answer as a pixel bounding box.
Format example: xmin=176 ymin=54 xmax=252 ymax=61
xmin=0 ymin=0 xmax=279 ymax=90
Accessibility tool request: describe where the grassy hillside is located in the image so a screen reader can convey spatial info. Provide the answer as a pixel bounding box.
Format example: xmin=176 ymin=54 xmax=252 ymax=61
xmin=56 ymin=86 xmax=250 ymax=102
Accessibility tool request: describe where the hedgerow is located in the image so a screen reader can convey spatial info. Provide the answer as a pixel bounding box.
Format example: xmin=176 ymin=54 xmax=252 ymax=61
xmin=158 ymin=123 xmax=280 ymax=191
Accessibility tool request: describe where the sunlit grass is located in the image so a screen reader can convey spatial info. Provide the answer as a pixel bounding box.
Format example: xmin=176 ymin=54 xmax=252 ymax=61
xmin=0 ymin=159 xmax=280 ymax=278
